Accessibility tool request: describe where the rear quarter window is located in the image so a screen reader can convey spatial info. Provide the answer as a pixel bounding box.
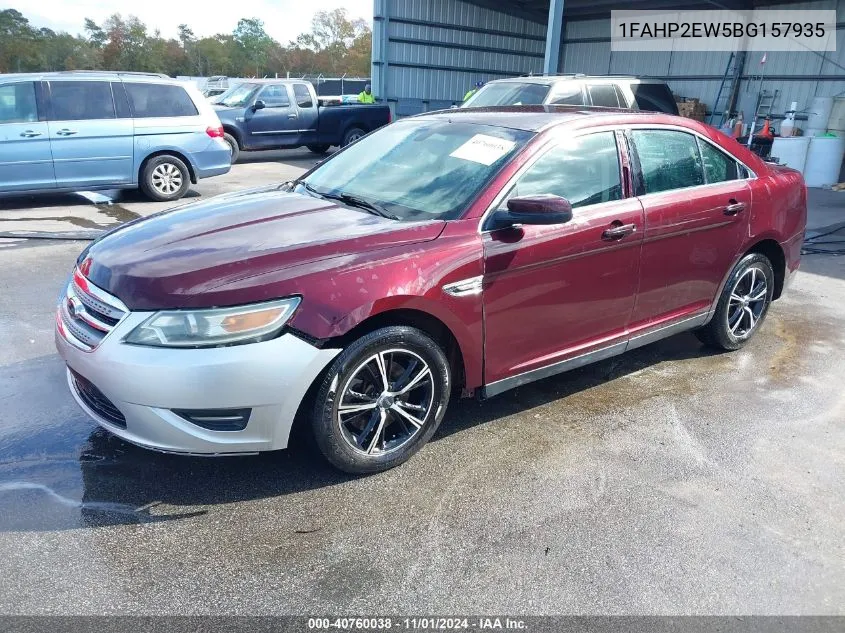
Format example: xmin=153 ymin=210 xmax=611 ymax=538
xmin=124 ymin=83 xmax=199 ymax=118
xmin=630 ymin=83 xmax=679 ymax=115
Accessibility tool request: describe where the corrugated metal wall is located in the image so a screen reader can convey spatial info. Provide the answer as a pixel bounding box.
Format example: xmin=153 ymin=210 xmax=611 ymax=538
xmin=376 ymin=0 xmax=845 ymax=119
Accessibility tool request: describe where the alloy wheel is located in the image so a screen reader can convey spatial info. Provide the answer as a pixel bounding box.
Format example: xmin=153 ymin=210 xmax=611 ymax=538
xmin=151 ymin=163 xmax=183 ymax=195
xmin=336 ymin=349 xmax=434 ymax=456
xmin=726 ymin=266 xmax=768 ymax=339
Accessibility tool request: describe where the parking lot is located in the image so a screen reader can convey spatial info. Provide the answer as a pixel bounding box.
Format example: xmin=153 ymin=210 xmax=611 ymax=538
xmin=1 ymin=155 xmax=844 ymax=614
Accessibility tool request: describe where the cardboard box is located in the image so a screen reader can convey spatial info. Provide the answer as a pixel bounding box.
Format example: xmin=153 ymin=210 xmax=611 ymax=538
xmin=676 ymin=98 xmax=707 ymax=122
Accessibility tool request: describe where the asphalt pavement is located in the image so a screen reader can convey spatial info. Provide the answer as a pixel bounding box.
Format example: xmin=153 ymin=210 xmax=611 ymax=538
xmin=0 ymin=160 xmax=843 ymax=615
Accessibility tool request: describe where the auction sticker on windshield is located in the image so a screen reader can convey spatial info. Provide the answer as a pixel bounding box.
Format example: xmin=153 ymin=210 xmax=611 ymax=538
xmin=450 ymin=134 xmax=516 ymax=165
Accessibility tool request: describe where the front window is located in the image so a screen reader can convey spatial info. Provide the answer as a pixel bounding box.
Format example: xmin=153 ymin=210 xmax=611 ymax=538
xmin=217 ymin=83 xmax=260 ymax=108
xmin=295 ymin=119 xmax=533 ymax=221
xmin=463 ymin=82 xmax=550 ymax=107
xmin=257 ymin=84 xmax=290 ymax=108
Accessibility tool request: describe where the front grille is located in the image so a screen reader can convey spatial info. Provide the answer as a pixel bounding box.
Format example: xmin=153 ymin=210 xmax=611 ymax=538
xmin=57 ymin=268 xmax=128 ymax=351
xmin=70 ymin=369 xmax=127 ymax=428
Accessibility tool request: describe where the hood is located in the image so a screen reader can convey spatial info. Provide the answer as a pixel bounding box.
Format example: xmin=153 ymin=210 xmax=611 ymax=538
xmin=82 ymin=189 xmax=445 ymax=310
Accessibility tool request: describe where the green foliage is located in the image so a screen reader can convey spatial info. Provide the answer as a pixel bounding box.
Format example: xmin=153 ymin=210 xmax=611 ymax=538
xmin=0 ymin=8 xmax=372 ymax=77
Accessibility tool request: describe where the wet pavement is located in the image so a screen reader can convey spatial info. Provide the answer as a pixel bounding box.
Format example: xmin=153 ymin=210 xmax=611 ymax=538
xmin=0 ymin=182 xmax=843 ymax=614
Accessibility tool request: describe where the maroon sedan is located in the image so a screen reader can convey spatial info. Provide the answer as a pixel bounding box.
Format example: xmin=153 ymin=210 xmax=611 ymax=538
xmin=55 ymin=106 xmax=807 ymax=473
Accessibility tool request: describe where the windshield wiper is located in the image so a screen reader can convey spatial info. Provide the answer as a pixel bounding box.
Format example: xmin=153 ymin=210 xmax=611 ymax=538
xmin=299 ymin=182 xmax=399 ymax=220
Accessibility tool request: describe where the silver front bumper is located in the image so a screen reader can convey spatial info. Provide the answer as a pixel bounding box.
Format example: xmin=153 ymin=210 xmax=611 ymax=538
xmin=56 ymin=309 xmax=340 ymax=454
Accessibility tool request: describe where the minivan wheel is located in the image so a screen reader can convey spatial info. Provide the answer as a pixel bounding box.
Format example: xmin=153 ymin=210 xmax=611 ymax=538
xmin=223 ymin=133 xmax=240 ymax=163
xmin=342 ymin=127 xmax=366 ymax=147
xmin=140 ymin=155 xmax=190 ymax=202
xmin=312 ymin=326 xmax=451 ymax=474
xmin=307 ymin=144 xmax=330 ymax=155
xmin=696 ymin=253 xmax=775 ymax=351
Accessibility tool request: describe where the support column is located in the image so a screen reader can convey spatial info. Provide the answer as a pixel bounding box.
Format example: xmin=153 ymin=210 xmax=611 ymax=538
xmin=543 ymin=0 xmax=565 ymax=75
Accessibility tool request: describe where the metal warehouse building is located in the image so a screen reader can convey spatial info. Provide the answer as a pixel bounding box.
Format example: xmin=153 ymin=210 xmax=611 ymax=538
xmin=371 ymin=0 xmax=845 ymax=120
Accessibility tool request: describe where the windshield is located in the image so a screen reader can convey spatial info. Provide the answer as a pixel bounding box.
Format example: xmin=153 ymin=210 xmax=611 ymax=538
xmin=463 ymin=82 xmax=551 ymax=108
xmin=295 ymin=119 xmax=533 ymax=221
xmin=216 ymin=83 xmax=260 ymax=108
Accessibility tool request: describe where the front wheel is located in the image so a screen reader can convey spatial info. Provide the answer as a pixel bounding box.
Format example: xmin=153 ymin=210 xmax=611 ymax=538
xmin=696 ymin=253 xmax=775 ymax=350
xmin=311 ymin=326 xmax=451 ymax=474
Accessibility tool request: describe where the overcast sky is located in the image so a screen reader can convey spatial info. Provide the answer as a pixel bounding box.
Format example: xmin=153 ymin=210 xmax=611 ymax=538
xmin=6 ymin=0 xmax=373 ymax=42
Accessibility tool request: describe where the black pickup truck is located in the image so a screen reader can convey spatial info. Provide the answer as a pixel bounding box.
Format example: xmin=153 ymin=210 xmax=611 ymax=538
xmin=213 ymin=80 xmax=391 ymax=161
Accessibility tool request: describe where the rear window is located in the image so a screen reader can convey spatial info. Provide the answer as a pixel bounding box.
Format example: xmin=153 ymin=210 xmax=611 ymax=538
xmin=463 ymin=82 xmax=550 ymax=108
xmin=124 ymin=83 xmax=198 ymax=118
xmin=0 ymin=82 xmax=38 ymax=123
xmin=631 ymin=83 xmax=679 ymax=115
xmin=293 ymin=84 xmax=313 ymax=108
xmin=588 ymin=84 xmax=621 ymax=108
xmin=50 ymin=81 xmax=115 ymax=121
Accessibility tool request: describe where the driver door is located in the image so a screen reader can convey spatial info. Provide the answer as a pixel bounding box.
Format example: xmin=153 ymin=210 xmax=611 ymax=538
xmin=244 ymin=84 xmax=300 ymax=147
xmin=482 ymin=131 xmax=644 ymax=393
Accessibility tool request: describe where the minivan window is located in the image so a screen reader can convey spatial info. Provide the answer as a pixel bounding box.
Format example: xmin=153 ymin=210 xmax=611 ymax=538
xmin=501 ymin=132 xmax=622 ymax=209
xmin=588 ymin=84 xmax=621 ymax=108
xmin=630 ymin=83 xmax=679 ymax=114
xmin=124 ymin=83 xmax=198 ymax=118
xmin=464 ymin=82 xmax=550 ymax=107
xmin=257 ymin=84 xmax=290 ymax=108
xmin=548 ymin=83 xmax=584 ymax=105
xmin=0 ymin=82 xmax=38 ymax=123
xmin=293 ymin=84 xmax=313 ymax=108
xmin=631 ymin=130 xmax=704 ymax=194
xmin=698 ymin=138 xmax=739 ymax=183
xmin=50 ymin=81 xmax=115 ymax=121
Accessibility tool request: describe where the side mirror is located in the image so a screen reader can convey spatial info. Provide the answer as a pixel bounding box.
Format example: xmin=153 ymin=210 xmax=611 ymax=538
xmin=487 ymin=194 xmax=573 ymax=231
xmin=252 ymin=100 xmax=266 ymax=111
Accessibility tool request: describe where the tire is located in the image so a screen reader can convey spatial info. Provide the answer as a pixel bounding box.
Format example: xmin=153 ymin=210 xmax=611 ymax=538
xmin=311 ymin=326 xmax=451 ymax=474
xmin=696 ymin=252 xmax=775 ymax=351
xmin=140 ymin=155 xmax=190 ymax=202
xmin=342 ymin=127 xmax=366 ymax=147
xmin=223 ymin=133 xmax=240 ymax=163
xmin=307 ymin=144 xmax=330 ymax=155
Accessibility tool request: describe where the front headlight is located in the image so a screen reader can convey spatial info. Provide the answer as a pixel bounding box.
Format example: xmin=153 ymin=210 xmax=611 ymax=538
xmin=125 ymin=297 xmax=301 ymax=348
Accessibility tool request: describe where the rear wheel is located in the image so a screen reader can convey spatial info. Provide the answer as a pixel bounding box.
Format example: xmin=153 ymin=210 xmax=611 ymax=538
xmin=307 ymin=144 xmax=330 ymax=155
xmin=342 ymin=127 xmax=366 ymax=147
xmin=140 ymin=155 xmax=190 ymax=202
xmin=311 ymin=326 xmax=451 ymax=474
xmin=223 ymin=133 xmax=240 ymax=163
xmin=696 ymin=253 xmax=775 ymax=350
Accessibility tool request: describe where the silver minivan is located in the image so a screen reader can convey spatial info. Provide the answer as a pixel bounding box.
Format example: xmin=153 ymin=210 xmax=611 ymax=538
xmin=0 ymin=71 xmax=231 ymax=201
xmin=462 ymin=75 xmax=679 ymax=115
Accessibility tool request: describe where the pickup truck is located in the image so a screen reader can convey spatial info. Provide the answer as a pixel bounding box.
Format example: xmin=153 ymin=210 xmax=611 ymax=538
xmin=213 ymin=80 xmax=391 ymax=161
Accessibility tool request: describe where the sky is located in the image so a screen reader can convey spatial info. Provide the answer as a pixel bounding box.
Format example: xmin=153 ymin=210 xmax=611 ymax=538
xmin=5 ymin=0 xmax=373 ymax=42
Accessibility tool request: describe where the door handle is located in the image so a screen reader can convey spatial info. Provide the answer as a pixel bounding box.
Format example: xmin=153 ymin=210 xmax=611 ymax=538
xmin=55 ymin=129 xmax=78 ymax=136
xmin=287 ymin=113 xmax=298 ymax=119
xmin=20 ymin=130 xmax=42 ymax=138
xmin=602 ymin=222 xmax=637 ymax=240
xmin=724 ymin=200 xmax=746 ymax=215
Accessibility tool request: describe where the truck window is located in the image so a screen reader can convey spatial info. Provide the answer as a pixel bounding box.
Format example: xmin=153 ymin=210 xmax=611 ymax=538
xmin=293 ymin=84 xmax=313 ymax=108
xmin=257 ymin=84 xmax=290 ymax=108
xmin=124 ymin=83 xmax=198 ymax=118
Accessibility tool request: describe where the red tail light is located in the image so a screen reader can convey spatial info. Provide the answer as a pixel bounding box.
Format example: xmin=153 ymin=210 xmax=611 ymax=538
xmin=388 ymin=109 xmax=392 ymax=124
xmin=206 ymin=125 xmax=224 ymax=138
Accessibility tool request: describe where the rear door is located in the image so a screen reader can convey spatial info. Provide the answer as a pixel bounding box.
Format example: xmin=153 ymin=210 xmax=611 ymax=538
xmin=627 ymin=128 xmax=750 ymax=328
xmin=244 ymin=84 xmax=300 ymax=146
xmin=482 ymin=130 xmax=644 ymax=389
xmin=0 ymin=81 xmax=55 ymax=193
xmin=291 ymin=83 xmax=318 ymax=140
xmin=47 ymin=80 xmax=134 ymax=188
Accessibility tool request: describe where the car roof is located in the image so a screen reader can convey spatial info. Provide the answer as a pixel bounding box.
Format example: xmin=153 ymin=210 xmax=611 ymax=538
xmin=413 ymin=105 xmax=670 ymax=132
xmin=486 ymin=75 xmax=666 ymax=85
xmin=0 ymin=71 xmax=182 ymax=84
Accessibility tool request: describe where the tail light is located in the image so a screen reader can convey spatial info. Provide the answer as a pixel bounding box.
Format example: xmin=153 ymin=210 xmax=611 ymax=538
xmin=206 ymin=125 xmax=224 ymax=138
xmin=388 ymin=109 xmax=392 ymax=124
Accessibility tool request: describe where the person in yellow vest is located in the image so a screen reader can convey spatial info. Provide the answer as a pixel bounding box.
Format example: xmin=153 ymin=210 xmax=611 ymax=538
xmin=358 ymin=84 xmax=375 ymax=104
xmin=463 ymin=81 xmax=484 ymax=102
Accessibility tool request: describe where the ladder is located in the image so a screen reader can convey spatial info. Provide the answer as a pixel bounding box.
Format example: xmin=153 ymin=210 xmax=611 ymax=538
xmin=708 ymin=52 xmax=738 ymax=127
xmin=746 ymin=89 xmax=780 ymax=145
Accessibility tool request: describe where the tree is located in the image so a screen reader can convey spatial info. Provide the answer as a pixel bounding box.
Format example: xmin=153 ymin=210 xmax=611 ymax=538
xmin=233 ymin=18 xmax=273 ymax=76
